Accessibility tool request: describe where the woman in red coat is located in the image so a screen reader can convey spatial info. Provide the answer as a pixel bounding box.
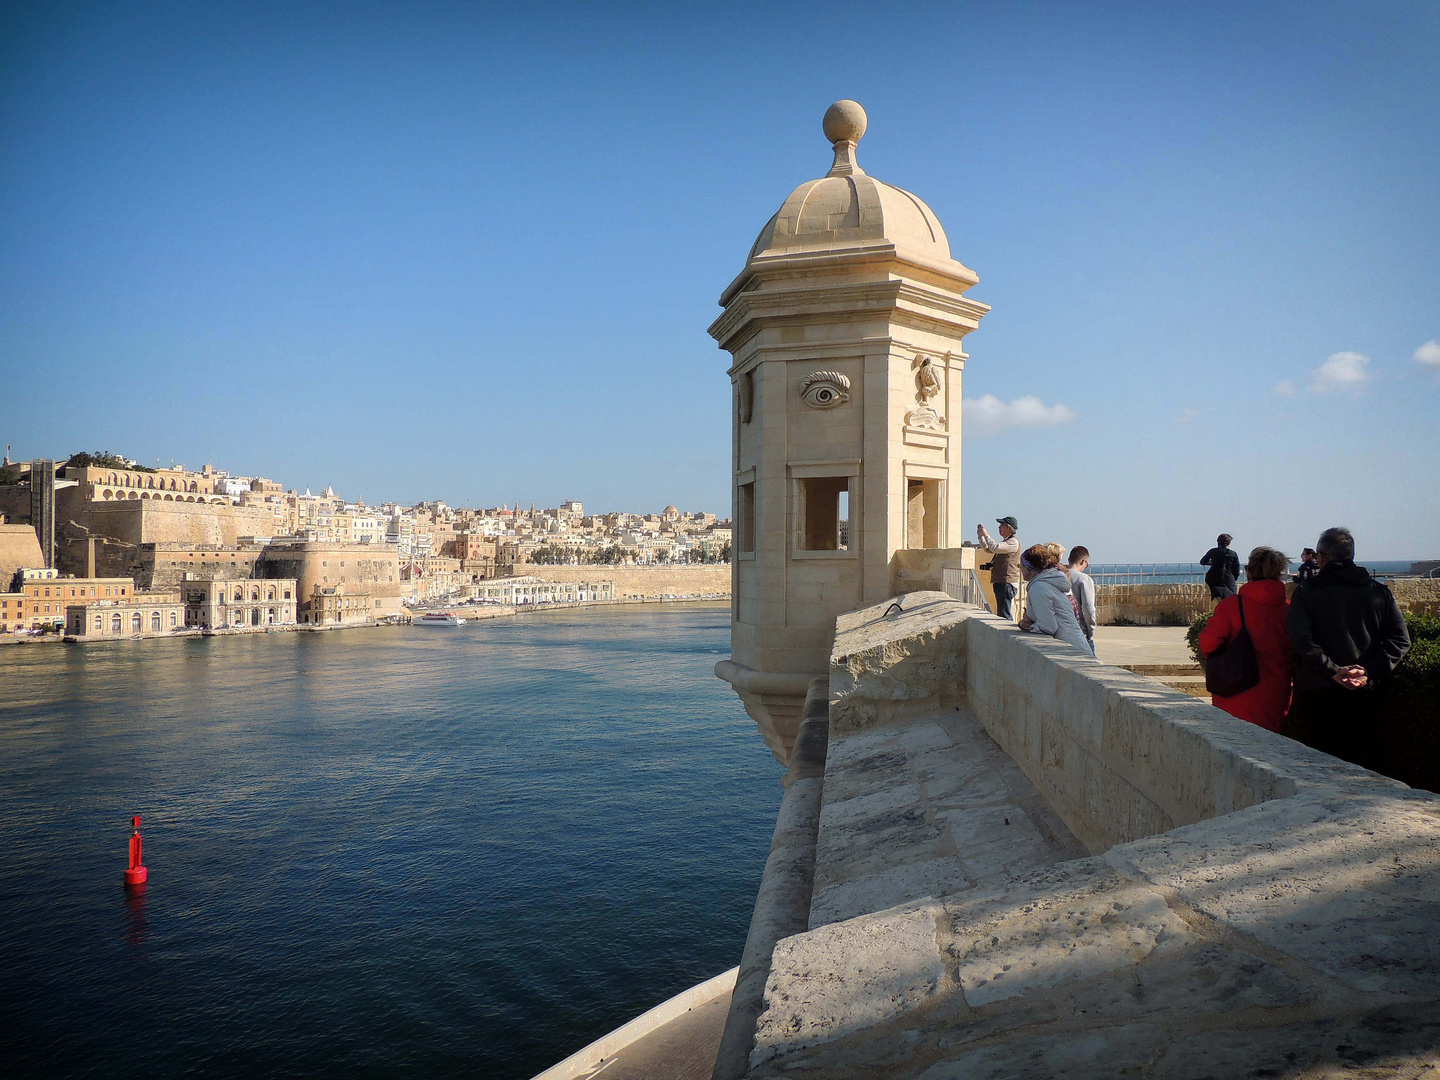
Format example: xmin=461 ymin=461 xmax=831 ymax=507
xmin=1198 ymin=546 xmax=1293 ymax=731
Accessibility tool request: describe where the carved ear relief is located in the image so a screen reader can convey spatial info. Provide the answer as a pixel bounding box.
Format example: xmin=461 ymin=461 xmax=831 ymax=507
xmin=800 ymin=370 xmax=851 ymax=409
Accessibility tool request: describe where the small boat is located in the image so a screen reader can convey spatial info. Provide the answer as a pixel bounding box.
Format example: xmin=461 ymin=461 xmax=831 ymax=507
xmin=414 ymin=612 xmax=467 ymax=626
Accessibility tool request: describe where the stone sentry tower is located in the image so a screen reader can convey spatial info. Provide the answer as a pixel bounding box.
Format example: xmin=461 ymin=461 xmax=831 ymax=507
xmin=710 ymin=101 xmax=989 ymax=762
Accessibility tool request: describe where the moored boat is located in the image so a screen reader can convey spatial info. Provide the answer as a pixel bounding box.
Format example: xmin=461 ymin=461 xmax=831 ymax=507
xmin=414 ymin=612 xmax=467 ymax=626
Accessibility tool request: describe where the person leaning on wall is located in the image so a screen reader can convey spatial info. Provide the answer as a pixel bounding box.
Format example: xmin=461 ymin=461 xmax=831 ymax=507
xmin=1066 ymin=546 xmax=1097 ymax=656
xmin=1286 ymin=526 xmax=1410 ymax=768
xmin=1200 ymin=533 xmax=1241 ymax=599
xmin=1198 ymin=546 xmax=1293 ymax=732
xmin=1017 ymin=542 xmax=1091 ymax=653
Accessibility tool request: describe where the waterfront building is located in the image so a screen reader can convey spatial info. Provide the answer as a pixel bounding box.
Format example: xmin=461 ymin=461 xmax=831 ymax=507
xmin=709 ymin=101 xmax=989 ymax=759
xmin=304 ymin=583 xmax=373 ymax=626
xmin=473 ymin=576 xmax=615 ymax=605
xmin=65 ymin=591 xmax=186 ymax=638
xmin=181 ymin=577 xmax=298 ymax=629
xmin=5 ymin=568 xmax=137 ymax=631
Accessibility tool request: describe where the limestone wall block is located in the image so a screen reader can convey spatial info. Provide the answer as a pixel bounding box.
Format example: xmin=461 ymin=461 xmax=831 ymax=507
xmin=749 ymin=902 xmax=946 ymax=1070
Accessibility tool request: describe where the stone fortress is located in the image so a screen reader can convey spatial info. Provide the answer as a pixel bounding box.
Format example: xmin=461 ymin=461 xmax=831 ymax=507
xmin=536 ymin=102 xmax=1440 ymax=1080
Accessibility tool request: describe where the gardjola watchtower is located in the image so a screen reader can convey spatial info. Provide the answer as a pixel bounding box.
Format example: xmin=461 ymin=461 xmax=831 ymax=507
xmin=710 ymin=101 xmax=989 ymax=762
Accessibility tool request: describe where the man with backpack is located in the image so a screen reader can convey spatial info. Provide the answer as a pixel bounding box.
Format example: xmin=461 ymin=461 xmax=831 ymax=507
xmin=1200 ymin=533 xmax=1241 ymax=599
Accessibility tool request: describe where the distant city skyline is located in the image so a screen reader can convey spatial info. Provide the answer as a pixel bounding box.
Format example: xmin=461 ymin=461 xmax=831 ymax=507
xmin=2 ymin=2 xmax=1436 ymax=560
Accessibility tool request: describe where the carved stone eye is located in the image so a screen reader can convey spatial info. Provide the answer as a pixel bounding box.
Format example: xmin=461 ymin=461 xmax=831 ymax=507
xmin=800 ymin=370 xmax=851 ymax=409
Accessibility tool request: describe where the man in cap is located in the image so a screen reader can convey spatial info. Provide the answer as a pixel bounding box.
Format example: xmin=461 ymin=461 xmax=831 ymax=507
xmin=977 ymin=516 xmax=1021 ymax=620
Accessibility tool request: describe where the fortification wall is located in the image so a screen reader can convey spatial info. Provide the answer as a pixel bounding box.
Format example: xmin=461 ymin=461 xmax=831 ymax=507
xmin=72 ymin=500 xmax=273 ymax=549
xmin=0 ymin=524 xmax=43 ymax=585
xmin=514 ymin=564 xmax=730 ymax=599
xmin=258 ymin=542 xmax=404 ymax=617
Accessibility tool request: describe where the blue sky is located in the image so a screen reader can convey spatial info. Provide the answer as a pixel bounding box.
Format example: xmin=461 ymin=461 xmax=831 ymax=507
xmin=1 ymin=1 xmax=1436 ymax=560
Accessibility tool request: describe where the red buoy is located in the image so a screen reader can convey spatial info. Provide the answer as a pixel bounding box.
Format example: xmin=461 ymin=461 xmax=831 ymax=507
xmin=124 ymin=815 xmax=147 ymax=887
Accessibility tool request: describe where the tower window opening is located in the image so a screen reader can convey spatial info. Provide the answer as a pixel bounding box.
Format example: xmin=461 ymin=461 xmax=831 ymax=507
xmin=738 ymin=483 xmax=756 ymax=554
xmin=906 ymin=478 xmax=942 ymax=549
xmin=796 ymin=476 xmax=852 ymax=552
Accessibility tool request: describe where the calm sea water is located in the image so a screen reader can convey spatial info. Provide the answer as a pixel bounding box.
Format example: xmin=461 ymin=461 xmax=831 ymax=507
xmin=0 ymin=605 xmax=781 ymax=1079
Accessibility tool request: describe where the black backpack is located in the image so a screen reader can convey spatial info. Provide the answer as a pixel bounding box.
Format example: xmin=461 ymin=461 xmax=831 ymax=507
xmin=1205 ymin=595 xmax=1261 ymax=698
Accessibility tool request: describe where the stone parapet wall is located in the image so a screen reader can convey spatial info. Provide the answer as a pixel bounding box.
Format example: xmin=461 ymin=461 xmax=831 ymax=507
xmin=1094 ymin=582 xmax=1213 ymax=626
xmin=1390 ymin=576 xmax=1440 ymax=615
xmin=827 ymin=594 xmax=1369 ymax=854
xmin=737 ymin=592 xmax=1440 ymax=1077
xmin=964 ymin=603 xmax=1307 ymax=853
xmin=1094 ymin=576 xmax=1440 ymax=626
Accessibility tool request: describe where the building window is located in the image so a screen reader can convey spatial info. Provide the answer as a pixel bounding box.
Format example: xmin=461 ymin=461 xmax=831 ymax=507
xmin=112 ymin=613 xmax=122 ymax=631
xmin=906 ymin=478 xmax=942 ymax=550
xmin=169 ymin=612 xmax=178 ymax=627
xmin=132 ymin=613 xmax=142 ymax=632
xmin=794 ymin=476 xmax=852 ymax=552
xmin=151 ymin=613 xmax=161 ymax=631
xmin=738 ymin=483 xmax=756 ymax=554
xmin=94 ymin=615 xmax=102 ymax=630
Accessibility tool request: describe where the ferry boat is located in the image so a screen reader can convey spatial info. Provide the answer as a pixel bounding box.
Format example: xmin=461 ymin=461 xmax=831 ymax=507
xmin=414 ymin=612 xmax=467 ymax=627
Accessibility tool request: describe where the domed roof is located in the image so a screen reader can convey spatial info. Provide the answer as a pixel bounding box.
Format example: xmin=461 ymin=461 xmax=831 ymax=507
xmin=743 ymin=101 xmax=966 ymax=275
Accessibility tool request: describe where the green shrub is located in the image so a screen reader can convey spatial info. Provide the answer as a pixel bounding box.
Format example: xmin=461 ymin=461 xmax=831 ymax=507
xmin=1186 ymin=611 xmax=1212 ymax=671
xmin=1404 ymin=612 xmax=1440 ymax=644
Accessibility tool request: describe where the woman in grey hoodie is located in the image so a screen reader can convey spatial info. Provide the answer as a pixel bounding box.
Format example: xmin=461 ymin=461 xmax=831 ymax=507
xmin=1017 ymin=543 xmax=1092 ymax=653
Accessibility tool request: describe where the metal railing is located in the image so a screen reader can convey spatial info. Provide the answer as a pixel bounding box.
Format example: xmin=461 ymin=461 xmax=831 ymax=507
xmin=1086 ymin=563 xmax=1206 ymax=586
xmin=942 ymin=566 xmax=992 ymax=612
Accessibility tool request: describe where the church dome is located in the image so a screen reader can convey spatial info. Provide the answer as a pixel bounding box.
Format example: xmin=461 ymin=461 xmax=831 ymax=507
xmin=743 ymin=100 xmax=967 ymax=275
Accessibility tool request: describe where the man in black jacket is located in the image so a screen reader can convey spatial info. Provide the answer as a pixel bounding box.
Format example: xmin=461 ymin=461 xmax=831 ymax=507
xmin=1200 ymin=533 xmax=1241 ymax=598
xmin=1286 ymin=526 xmax=1410 ymax=767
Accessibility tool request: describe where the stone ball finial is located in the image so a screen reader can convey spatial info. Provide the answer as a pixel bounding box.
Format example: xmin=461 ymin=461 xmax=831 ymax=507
xmin=822 ymin=100 xmax=867 ymax=145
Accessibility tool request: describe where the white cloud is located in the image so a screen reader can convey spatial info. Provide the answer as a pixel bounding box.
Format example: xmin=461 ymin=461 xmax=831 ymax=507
xmin=964 ymin=394 xmax=1076 ymax=436
xmin=1310 ymin=351 xmax=1370 ymax=392
xmin=1174 ymin=408 xmax=1198 ymax=423
xmin=1273 ymin=380 xmax=1295 ymax=397
xmin=1415 ymin=340 xmax=1440 ymax=368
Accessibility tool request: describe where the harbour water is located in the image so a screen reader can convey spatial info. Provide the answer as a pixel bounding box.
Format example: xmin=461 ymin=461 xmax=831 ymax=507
xmin=0 ymin=604 xmax=780 ymax=1079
